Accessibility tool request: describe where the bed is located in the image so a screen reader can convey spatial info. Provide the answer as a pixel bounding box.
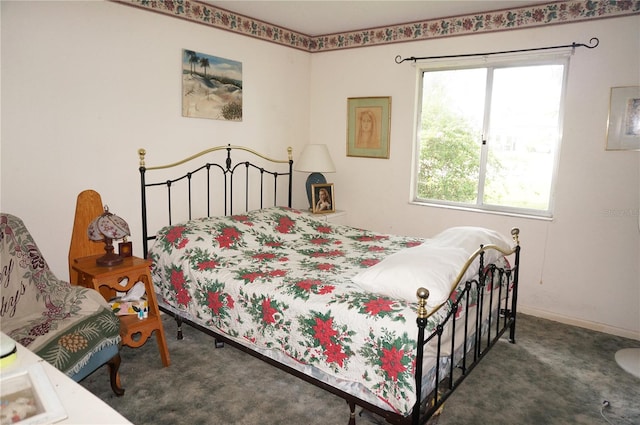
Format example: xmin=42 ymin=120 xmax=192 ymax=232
xmin=137 ymin=145 xmax=521 ymax=425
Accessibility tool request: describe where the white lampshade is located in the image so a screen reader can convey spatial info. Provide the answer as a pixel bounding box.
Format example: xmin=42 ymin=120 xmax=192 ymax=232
xmin=294 ymin=144 xmax=336 ymax=173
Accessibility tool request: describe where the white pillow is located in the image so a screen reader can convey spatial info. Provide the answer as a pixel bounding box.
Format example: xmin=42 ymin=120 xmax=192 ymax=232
xmin=352 ymin=245 xmax=468 ymax=308
xmin=426 ymin=226 xmax=512 ymax=265
xmin=351 ymin=227 xmax=512 ymax=308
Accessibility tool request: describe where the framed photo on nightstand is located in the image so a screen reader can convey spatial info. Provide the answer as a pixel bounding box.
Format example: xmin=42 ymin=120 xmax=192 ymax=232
xmin=311 ymin=183 xmax=335 ymax=214
xmin=118 ymin=239 xmax=132 ymax=258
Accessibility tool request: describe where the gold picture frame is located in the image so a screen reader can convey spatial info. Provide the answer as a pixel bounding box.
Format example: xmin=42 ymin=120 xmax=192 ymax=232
xmin=311 ymin=183 xmax=335 ymax=214
xmin=606 ymin=86 xmax=640 ymax=151
xmin=347 ymin=96 xmax=391 ymax=158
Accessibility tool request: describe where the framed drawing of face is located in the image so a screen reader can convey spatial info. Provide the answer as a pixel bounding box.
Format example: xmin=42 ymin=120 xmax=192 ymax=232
xmin=347 ymin=96 xmax=391 ymax=158
xmin=311 ymin=183 xmax=335 ymax=214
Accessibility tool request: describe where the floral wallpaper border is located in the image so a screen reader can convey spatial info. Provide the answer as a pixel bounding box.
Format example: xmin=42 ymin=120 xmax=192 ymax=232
xmin=114 ymin=0 xmax=639 ymax=52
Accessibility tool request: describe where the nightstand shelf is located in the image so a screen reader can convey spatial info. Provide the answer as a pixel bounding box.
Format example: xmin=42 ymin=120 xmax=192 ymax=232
xmin=71 ymin=255 xmax=170 ymax=367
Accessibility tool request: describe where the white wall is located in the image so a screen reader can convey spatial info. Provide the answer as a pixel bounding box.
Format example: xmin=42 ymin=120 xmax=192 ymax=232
xmin=2 ymin=2 xmax=638 ymax=339
xmin=310 ymin=17 xmax=640 ymax=338
xmin=1 ymin=1 xmax=310 ymax=275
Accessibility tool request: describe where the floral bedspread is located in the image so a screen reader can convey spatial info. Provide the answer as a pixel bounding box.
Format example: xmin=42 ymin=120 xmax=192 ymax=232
xmin=149 ymin=207 xmax=476 ymax=415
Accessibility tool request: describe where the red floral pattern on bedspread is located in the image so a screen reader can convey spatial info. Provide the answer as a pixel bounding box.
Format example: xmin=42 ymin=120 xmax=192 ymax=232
xmin=149 ymin=207 xmax=505 ymax=415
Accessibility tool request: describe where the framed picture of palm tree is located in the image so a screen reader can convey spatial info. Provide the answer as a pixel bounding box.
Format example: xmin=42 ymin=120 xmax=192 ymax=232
xmin=181 ymin=50 xmax=243 ymax=121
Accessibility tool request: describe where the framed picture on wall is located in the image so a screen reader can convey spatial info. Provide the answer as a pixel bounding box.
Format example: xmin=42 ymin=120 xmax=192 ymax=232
xmin=347 ymin=97 xmax=391 ymax=158
xmin=182 ymin=49 xmax=243 ymax=121
xmin=311 ymin=183 xmax=335 ymax=214
xmin=606 ymin=86 xmax=640 ymax=151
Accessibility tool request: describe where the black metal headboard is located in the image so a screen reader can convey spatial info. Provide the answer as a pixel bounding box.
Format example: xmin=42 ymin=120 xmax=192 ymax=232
xmin=138 ymin=144 xmax=293 ymax=258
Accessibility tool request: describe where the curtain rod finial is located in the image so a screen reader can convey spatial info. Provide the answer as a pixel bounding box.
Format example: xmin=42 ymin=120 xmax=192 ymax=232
xmin=395 ymin=55 xmax=417 ymax=64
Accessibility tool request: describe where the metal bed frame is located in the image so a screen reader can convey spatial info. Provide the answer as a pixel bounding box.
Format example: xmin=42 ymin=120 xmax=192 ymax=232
xmin=138 ymin=144 xmax=521 ymax=425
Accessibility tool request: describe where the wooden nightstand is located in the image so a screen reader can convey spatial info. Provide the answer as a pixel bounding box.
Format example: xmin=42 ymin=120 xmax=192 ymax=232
xmin=71 ymin=255 xmax=170 ymax=367
xmin=303 ymin=209 xmax=347 ymax=225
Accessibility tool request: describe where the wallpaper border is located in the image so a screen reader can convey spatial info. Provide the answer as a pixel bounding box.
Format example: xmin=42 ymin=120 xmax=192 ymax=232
xmin=113 ymin=0 xmax=640 ymax=52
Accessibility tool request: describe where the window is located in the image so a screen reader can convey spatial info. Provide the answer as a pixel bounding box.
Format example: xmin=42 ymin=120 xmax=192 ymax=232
xmin=413 ymin=54 xmax=568 ymax=217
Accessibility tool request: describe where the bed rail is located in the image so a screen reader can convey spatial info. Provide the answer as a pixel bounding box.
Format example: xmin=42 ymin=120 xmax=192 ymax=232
xmin=138 ymin=144 xmax=293 ymax=258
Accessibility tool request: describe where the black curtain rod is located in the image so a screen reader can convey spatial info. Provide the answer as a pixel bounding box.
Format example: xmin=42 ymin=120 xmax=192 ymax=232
xmin=395 ymin=37 xmax=599 ymax=64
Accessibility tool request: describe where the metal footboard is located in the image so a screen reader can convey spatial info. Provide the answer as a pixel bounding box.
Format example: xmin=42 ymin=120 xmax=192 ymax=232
xmin=413 ymin=232 xmax=520 ymax=425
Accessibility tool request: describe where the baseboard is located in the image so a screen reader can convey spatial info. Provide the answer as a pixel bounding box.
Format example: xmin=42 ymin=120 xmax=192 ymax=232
xmin=519 ymin=305 xmax=640 ymax=341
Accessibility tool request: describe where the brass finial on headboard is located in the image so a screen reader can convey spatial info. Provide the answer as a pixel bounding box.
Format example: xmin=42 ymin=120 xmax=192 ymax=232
xmin=416 ymin=287 xmax=430 ymax=319
xmin=511 ymin=227 xmax=520 ymax=245
xmin=287 ymin=146 xmax=293 ymax=161
xmin=138 ymin=148 xmax=146 ymax=167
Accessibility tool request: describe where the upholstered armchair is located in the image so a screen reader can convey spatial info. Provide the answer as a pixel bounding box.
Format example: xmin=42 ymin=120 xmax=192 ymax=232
xmin=0 ymin=213 xmax=124 ymax=395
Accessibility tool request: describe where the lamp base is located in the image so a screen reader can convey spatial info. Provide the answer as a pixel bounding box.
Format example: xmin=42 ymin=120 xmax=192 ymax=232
xmin=306 ymin=172 xmax=327 ymax=210
xmin=96 ymin=238 xmax=124 ymax=267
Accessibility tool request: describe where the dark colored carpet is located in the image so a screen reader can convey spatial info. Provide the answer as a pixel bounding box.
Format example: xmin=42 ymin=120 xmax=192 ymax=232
xmin=81 ymin=313 xmax=640 ymax=425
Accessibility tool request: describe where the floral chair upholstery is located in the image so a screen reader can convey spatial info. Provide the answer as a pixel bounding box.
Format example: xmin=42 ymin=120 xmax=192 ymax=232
xmin=0 ymin=213 xmax=124 ymax=395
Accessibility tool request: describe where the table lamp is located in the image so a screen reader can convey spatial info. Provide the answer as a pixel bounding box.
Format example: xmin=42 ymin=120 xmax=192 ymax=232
xmin=87 ymin=205 xmax=131 ymax=267
xmin=294 ymin=144 xmax=336 ymax=210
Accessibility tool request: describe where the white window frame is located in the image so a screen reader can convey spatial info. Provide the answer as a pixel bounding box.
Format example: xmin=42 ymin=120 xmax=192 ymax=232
xmin=410 ymin=50 xmax=571 ymax=218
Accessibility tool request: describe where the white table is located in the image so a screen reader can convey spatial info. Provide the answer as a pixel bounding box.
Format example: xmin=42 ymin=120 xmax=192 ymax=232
xmin=0 ymin=334 xmax=132 ymax=424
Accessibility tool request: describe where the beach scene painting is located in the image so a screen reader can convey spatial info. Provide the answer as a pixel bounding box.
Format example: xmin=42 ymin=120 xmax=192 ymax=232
xmin=182 ymin=50 xmax=242 ymax=121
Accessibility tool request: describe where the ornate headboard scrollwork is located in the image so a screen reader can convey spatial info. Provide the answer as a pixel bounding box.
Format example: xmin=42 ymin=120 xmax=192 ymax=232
xmin=138 ymin=144 xmax=293 ymax=258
